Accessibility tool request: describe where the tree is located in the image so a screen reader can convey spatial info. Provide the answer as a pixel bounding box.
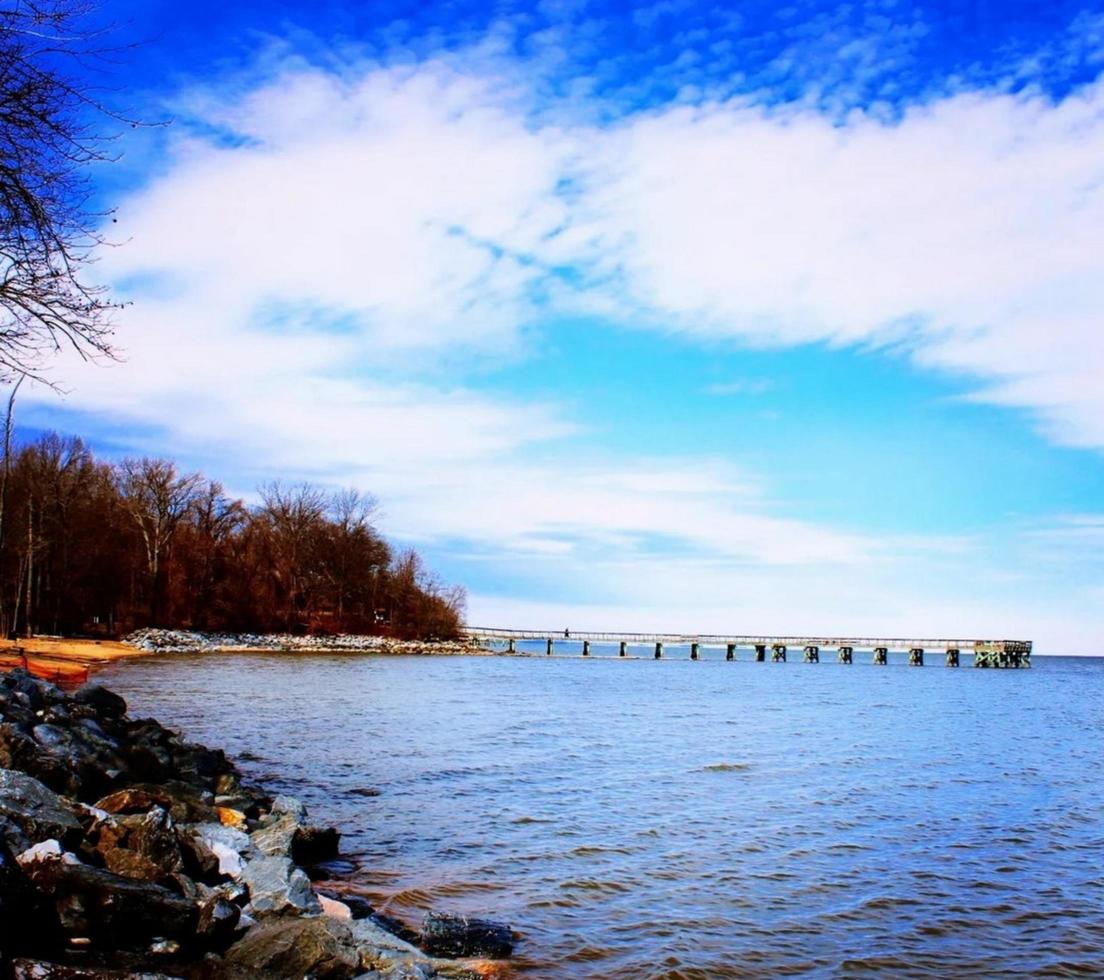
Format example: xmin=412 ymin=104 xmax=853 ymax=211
xmin=0 ymin=0 xmax=123 ymax=383
xmin=117 ymin=458 xmax=201 ymax=623
xmin=256 ymin=482 xmax=327 ymax=631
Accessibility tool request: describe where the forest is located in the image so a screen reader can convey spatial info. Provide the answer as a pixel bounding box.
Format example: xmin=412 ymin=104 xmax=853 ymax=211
xmin=0 ymin=431 xmax=466 ymax=640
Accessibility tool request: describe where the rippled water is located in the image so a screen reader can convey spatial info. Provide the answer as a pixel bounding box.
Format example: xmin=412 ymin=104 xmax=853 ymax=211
xmin=100 ymin=650 xmax=1104 ymax=978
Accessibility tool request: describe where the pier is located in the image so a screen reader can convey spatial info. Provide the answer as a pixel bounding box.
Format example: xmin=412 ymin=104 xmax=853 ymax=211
xmin=466 ymin=629 xmax=1032 ymax=667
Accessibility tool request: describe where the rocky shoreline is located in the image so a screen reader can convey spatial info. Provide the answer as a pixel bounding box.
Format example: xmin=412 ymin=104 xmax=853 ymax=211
xmin=124 ymin=630 xmax=489 ymax=657
xmin=0 ymin=669 xmax=513 ymax=979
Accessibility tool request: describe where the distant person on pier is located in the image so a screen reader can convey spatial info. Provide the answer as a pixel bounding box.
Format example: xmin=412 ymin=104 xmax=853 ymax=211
xmin=564 ymin=628 xmax=570 ymax=638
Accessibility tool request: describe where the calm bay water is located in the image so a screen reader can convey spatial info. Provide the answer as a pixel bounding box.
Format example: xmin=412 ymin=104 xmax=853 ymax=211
xmin=100 ymin=650 xmax=1104 ymax=978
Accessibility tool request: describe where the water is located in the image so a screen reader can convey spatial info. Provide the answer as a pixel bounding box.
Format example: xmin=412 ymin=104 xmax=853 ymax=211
xmin=100 ymin=650 xmax=1104 ymax=978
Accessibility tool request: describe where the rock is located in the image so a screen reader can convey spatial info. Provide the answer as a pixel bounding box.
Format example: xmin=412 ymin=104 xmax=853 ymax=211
xmin=222 ymin=916 xmax=360 ymax=979
xmin=293 ymin=825 xmax=341 ymax=865
xmin=16 ymin=840 xmax=80 ymax=867
xmin=249 ymin=812 xmax=299 ymax=858
xmin=319 ymin=894 xmax=353 ymax=920
xmin=0 ymin=769 xmax=83 ymax=847
xmin=196 ymin=893 xmax=241 ymax=947
xmin=177 ymin=823 xmax=254 ymax=881
xmin=92 ymin=807 xmax=185 ymax=882
xmin=419 ymin=913 xmax=514 ymax=959
xmin=348 ymin=919 xmax=437 ymax=978
xmin=240 ymin=854 xmax=321 ymax=917
xmin=72 ymin=685 xmax=127 ymax=719
xmin=94 ymin=783 xmax=217 ymax=824
xmin=21 ymin=853 xmax=199 ymax=952
xmin=10 ymin=960 xmax=182 ymax=979
xmin=0 ymin=835 xmax=64 ymax=963
xmin=215 ymin=807 xmax=245 ymax=830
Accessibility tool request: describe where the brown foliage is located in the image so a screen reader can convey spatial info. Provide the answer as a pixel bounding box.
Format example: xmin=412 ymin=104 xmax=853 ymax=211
xmin=0 ymin=431 xmax=466 ymax=639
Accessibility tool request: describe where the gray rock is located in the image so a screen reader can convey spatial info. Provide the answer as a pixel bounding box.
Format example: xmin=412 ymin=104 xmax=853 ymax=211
xmin=348 ymin=919 xmax=438 ymax=978
xmin=31 ymin=725 xmax=73 ymax=752
xmin=0 ymin=769 xmax=83 ymax=846
xmin=180 ymin=822 xmax=254 ymax=880
xmin=250 ymin=811 xmax=299 ymax=857
xmin=223 ymin=916 xmax=360 ymax=979
xmin=240 ymin=854 xmax=321 ymax=917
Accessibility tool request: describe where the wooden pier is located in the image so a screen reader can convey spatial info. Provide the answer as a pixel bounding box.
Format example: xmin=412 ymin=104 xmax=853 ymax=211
xmin=467 ymin=629 xmax=1032 ymax=667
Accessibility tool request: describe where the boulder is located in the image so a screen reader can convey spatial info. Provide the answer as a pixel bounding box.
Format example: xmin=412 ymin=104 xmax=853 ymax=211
xmin=21 ymin=853 xmax=199 ymax=951
xmin=178 ymin=823 xmax=254 ymax=881
xmin=0 ymin=769 xmax=83 ymax=847
xmin=222 ymin=916 xmax=360 ymax=979
xmin=419 ymin=912 xmax=514 ymax=959
xmin=72 ymin=685 xmax=127 ymax=719
xmin=348 ymin=919 xmax=437 ymax=978
xmin=195 ymin=892 xmax=241 ymax=948
xmin=240 ymin=855 xmax=321 ymax=917
xmin=94 ymin=783 xmax=218 ymax=825
xmin=293 ymin=825 xmax=341 ymax=865
xmin=92 ymin=807 xmax=185 ymax=882
xmin=319 ymin=894 xmax=353 ymax=920
xmin=249 ymin=812 xmax=299 ymax=858
xmin=0 ymin=835 xmax=64 ymax=964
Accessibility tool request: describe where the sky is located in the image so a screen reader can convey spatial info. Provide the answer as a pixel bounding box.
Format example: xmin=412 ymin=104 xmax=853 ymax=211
xmin=15 ymin=0 xmax=1104 ymax=651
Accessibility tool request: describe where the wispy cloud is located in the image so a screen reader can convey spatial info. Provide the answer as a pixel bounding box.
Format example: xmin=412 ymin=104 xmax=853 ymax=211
xmin=18 ymin=19 xmax=1104 ymax=651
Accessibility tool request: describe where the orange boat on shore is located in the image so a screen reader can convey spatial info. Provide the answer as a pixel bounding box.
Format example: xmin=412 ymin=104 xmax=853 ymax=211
xmin=0 ymin=637 xmax=145 ymax=688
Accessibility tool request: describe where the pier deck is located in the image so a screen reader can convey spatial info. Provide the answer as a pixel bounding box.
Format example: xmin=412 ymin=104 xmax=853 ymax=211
xmin=464 ymin=629 xmax=1031 ymax=667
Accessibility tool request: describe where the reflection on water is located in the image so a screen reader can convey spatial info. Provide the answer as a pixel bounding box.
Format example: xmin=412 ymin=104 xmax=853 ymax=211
xmin=102 ymin=651 xmax=1104 ymax=978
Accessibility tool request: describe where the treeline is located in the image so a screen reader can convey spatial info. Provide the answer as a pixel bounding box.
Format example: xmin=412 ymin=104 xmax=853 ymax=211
xmin=0 ymin=432 xmax=466 ymax=639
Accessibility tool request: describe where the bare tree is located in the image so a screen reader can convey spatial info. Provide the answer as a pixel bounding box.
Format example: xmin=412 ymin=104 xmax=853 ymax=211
xmin=257 ymin=482 xmax=327 ymax=630
xmin=0 ymin=1 xmax=126 ymax=382
xmin=117 ymin=457 xmax=201 ymax=623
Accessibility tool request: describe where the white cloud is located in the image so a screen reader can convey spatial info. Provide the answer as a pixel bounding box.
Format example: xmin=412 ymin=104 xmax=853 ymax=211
xmin=17 ymin=44 xmax=1104 ymax=653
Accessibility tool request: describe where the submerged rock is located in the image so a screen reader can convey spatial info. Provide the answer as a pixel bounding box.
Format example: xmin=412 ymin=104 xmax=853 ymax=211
xmin=293 ymin=824 xmax=341 ymax=865
xmin=419 ymin=913 xmax=514 ymax=959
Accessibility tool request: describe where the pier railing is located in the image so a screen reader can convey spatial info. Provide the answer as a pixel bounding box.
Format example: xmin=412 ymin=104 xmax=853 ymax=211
xmin=463 ymin=628 xmax=1032 ymax=667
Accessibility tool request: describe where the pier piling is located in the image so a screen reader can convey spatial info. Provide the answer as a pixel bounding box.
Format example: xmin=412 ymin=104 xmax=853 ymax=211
xmin=908 ymin=648 xmax=924 ymax=667
xmin=691 ymin=642 xmax=699 ymax=660
xmin=873 ymin=647 xmax=888 ymax=665
xmin=619 ymin=641 xmax=627 ymax=657
xmin=508 ymin=638 xmax=516 ymax=654
xmin=838 ymin=646 xmax=853 ymax=664
xmin=945 ymin=648 xmax=959 ymax=667
xmin=546 ymin=638 xmax=553 ymax=656
xmin=755 ymin=644 xmax=767 ymax=662
xmin=582 ymin=640 xmax=590 ymax=656
xmin=771 ymin=644 xmax=787 ymax=663
xmin=655 ymin=642 xmax=663 ymax=659
xmin=726 ymin=643 xmax=736 ymax=661
xmin=803 ymin=645 xmax=819 ymax=663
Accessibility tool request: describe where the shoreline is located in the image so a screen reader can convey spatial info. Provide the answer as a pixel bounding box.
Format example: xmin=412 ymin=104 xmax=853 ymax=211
xmin=0 ymin=668 xmax=515 ymax=979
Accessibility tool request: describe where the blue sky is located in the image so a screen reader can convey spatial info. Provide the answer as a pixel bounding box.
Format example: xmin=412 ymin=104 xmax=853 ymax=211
xmin=18 ymin=0 xmax=1104 ymax=650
